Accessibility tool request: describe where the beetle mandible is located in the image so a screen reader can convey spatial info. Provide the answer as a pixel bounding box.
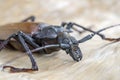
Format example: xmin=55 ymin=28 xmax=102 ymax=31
xmin=0 ymin=16 xmax=120 ymax=73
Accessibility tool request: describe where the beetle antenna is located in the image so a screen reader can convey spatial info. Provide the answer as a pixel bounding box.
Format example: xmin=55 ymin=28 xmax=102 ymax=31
xmin=97 ymin=24 xmax=120 ymax=33
xmin=78 ymin=24 xmax=120 ymax=43
xmin=95 ymin=24 xmax=120 ymax=39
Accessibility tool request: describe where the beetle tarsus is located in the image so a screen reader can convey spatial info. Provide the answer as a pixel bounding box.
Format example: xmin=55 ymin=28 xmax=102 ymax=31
xmin=21 ymin=16 xmax=36 ymax=22
xmin=3 ymin=66 xmax=38 ymax=73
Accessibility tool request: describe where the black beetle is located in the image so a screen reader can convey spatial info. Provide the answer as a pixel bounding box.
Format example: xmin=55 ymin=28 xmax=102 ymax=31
xmin=0 ymin=16 xmax=119 ymax=72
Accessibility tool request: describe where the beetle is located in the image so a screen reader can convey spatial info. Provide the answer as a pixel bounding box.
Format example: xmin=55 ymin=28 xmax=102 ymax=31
xmin=0 ymin=16 xmax=120 ymax=73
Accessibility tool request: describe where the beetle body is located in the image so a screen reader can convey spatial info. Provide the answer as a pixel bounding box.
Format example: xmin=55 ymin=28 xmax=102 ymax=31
xmin=0 ymin=16 xmax=119 ymax=73
xmin=0 ymin=22 xmax=82 ymax=60
xmin=0 ymin=22 xmax=66 ymax=54
xmin=0 ymin=22 xmax=58 ymax=52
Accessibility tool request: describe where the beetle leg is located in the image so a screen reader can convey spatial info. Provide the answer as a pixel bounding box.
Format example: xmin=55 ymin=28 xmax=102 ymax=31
xmin=61 ymin=22 xmax=92 ymax=33
xmin=2 ymin=32 xmax=38 ymax=72
xmin=19 ymin=31 xmax=40 ymax=48
xmin=31 ymin=44 xmax=60 ymax=53
xmin=18 ymin=31 xmax=46 ymax=53
xmin=21 ymin=16 xmax=35 ymax=22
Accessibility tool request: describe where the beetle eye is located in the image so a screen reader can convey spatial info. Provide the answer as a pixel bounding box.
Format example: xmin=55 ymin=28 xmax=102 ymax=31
xmin=73 ymin=47 xmax=78 ymax=51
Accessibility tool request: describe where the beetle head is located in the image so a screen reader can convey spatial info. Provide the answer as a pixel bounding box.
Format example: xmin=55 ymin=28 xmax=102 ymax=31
xmin=61 ymin=36 xmax=82 ymax=62
xmin=66 ymin=44 xmax=82 ymax=62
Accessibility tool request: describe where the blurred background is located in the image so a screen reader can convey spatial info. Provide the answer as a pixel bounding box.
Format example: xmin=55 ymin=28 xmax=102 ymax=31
xmin=0 ymin=0 xmax=120 ymax=80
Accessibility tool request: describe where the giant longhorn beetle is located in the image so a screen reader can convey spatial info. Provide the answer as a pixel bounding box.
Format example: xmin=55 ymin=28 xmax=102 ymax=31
xmin=0 ymin=16 xmax=119 ymax=72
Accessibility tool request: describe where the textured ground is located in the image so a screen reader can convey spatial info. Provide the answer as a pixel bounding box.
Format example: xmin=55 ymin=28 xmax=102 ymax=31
xmin=0 ymin=0 xmax=120 ymax=80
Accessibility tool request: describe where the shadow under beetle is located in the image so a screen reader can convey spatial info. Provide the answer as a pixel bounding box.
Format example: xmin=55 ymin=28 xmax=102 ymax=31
xmin=0 ymin=16 xmax=120 ymax=72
